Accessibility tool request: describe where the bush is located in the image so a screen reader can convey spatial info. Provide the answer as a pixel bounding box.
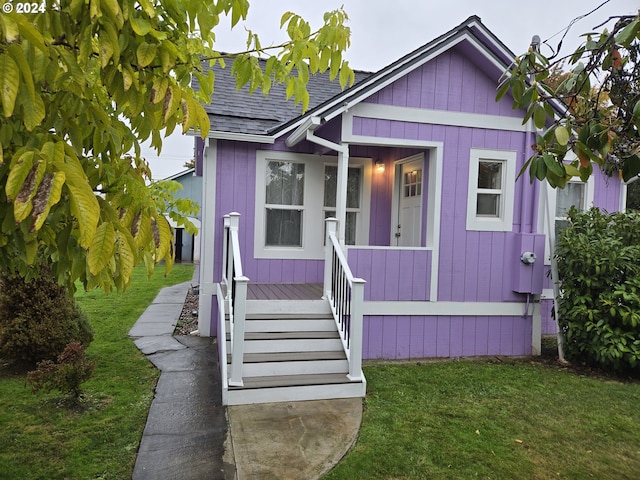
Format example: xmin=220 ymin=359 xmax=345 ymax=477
xmin=27 ymin=342 xmax=95 ymax=401
xmin=0 ymin=269 xmax=93 ymax=364
xmin=555 ymin=207 xmax=640 ymax=374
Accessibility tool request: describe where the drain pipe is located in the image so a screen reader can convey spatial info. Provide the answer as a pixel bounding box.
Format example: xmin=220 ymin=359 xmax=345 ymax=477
xmin=286 ymin=116 xmax=350 ymax=248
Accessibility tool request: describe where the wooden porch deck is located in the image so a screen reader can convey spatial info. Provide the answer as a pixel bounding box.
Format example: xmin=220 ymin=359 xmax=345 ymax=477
xmin=247 ymin=283 xmax=324 ymax=301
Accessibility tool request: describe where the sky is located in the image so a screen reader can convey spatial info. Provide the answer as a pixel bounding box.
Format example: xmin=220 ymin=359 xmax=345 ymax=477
xmin=143 ymin=0 xmax=637 ymax=179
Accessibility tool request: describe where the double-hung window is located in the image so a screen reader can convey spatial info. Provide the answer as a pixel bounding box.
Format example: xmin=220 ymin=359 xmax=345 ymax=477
xmin=264 ymin=161 xmax=305 ymax=247
xmin=466 ymin=148 xmax=516 ymax=231
xmin=255 ymin=151 xmax=371 ymax=259
xmin=323 ymin=165 xmax=362 ymax=245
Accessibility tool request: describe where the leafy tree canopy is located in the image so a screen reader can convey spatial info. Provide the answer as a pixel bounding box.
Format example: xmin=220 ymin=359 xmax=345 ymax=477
xmin=0 ymin=0 xmax=354 ymax=291
xmin=497 ymin=12 xmax=640 ymax=187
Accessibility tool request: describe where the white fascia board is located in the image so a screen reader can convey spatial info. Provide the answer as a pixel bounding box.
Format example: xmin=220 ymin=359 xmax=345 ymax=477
xmin=208 ymin=130 xmax=275 ymax=144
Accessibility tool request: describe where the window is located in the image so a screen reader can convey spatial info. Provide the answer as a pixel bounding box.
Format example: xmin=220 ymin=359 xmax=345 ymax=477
xmin=466 ymin=149 xmax=516 ymax=231
xmin=323 ymin=166 xmax=362 ymax=245
xmin=255 ymin=151 xmax=371 ymax=259
xmin=265 ymin=161 xmax=304 ymax=246
xmin=540 ymin=176 xmax=594 ymax=264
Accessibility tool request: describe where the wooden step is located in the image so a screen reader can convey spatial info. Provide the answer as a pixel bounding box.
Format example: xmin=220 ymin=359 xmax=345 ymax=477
xmin=224 ymin=379 xmax=366 ymax=405
xmin=227 ymin=331 xmax=339 ymax=341
xmin=230 ymin=351 xmax=346 ymax=364
xmin=228 ymin=373 xmax=354 ymax=390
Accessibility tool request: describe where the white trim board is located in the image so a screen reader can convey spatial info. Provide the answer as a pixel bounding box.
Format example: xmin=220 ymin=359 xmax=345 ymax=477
xmin=362 ymin=301 xmax=540 ymax=317
xmin=350 ymin=103 xmax=529 ymax=133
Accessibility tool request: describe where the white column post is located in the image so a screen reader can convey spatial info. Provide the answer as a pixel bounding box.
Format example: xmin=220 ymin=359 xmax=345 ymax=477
xmin=336 ymin=148 xmax=349 ymax=249
xmin=324 ymin=217 xmax=338 ymax=299
xmin=198 ymin=139 xmax=216 ymax=337
xmin=348 ymin=277 xmax=366 ymax=381
xmin=221 ymin=215 xmax=230 ymax=284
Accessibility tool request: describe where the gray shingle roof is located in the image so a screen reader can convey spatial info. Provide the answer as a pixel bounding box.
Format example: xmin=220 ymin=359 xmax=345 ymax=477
xmin=193 ymin=58 xmax=371 ymax=135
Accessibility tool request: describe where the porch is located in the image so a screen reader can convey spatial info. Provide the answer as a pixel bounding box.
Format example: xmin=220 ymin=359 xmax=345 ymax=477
xmin=217 ymin=214 xmax=367 ymax=405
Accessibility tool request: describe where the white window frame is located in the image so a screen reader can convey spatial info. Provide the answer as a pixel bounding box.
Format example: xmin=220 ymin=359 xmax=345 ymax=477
xmin=466 ymin=148 xmax=517 ymax=231
xmin=255 ymin=151 xmax=371 ymax=259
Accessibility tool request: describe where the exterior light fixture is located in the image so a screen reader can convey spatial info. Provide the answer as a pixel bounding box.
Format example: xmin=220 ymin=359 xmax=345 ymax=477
xmin=375 ymin=160 xmax=385 ymax=173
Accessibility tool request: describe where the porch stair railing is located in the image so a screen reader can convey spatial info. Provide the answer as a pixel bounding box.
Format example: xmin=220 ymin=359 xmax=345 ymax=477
xmin=219 ymin=212 xmax=248 ymax=387
xmin=217 ymin=213 xmax=366 ymax=405
xmin=323 ymin=218 xmax=366 ymax=381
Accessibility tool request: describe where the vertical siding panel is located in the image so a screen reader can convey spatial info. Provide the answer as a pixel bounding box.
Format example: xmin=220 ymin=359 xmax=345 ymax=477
xmin=389 ymin=120 xmax=405 ymax=139
xmin=391 ymin=75 xmax=408 ymax=107
xmin=410 ymin=316 xmax=425 ymax=357
xmin=411 ymin=251 xmax=428 ymax=300
xmin=487 ymin=318 xmax=502 ymax=355
xmin=500 ymin=317 xmax=514 ymax=355
xmin=475 ymin=317 xmax=489 ymax=356
xmin=476 ymin=235 xmax=492 ymax=301
xmin=405 ymin=121 xmax=419 ymax=140
xmin=446 ymin=53 xmax=463 ymax=112
xmin=433 ymin=53 xmax=451 ymax=110
xmin=406 ymin=69 xmax=422 ymax=108
xmin=450 ymin=317 xmax=464 ymax=357
xmin=420 ymin=62 xmax=436 ymax=109
xmin=399 ymin=251 xmax=415 ymax=301
xmin=462 ymin=317 xmax=476 ymax=356
xmin=436 ymin=317 xmax=450 ymax=357
xmin=382 ymin=317 xmax=398 ymax=358
xmin=352 ymin=116 xmax=362 ymax=135
xmin=370 ymin=251 xmax=386 ymax=300
xmin=489 ymin=233 xmax=506 ymax=302
xmin=396 ymin=317 xmax=411 ymax=359
xmin=465 ymin=231 xmax=480 ymax=301
xmin=375 ymin=119 xmax=391 ymax=137
xmin=384 ymin=250 xmax=401 ymax=300
xmin=451 ymin=128 xmax=468 ymax=301
xmin=366 ymin=316 xmax=383 ymax=358
xmin=424 ymin=317 xmax=438 ymax=357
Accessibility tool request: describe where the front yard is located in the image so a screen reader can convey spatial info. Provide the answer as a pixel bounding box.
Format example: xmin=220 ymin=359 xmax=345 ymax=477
xmin=0 ymin=265 xmax=194 ymax=479
xmin=325 ymin=353 xmax=640 ymax=479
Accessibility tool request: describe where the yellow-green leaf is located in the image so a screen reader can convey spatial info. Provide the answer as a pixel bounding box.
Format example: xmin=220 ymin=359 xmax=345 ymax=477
xmin=6 ymin=150 xmax=34 ymax=201
xmin=555 ymin=126 xmax=570 ymax=146
xmin=7 ymin=44 xmax=34 ymax=100
xmin=25 ymin=240 xmax=37 ymax=265
xmin=12 ymin=14 xmax=46 ymax=53
xmin=115 ymin=230 xmax=135 ymax=287
xmin=131 ymin=16 xmax=152 ymax=36
xmin=14 ymin=159 xmax=45 ymax=222
xmin=0 ymin=15 xmax=19 ymax=42
xmin=136 ymin=42 xmax=157 ymax=68
xmin=101 ymin=0 xmax=124 ymax=29
xmin=0 ymin=54 xmax=20 ymax=117
xmin=22 ymin=89 xmax=45 ymax=131
xmin=88 ymin=221 xmax=116 ymax=275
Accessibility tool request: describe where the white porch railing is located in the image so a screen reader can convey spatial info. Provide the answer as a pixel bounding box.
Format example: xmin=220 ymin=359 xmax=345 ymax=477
xmin=323 ymin=218 xmax=366 ymax=381
xmin=219 ymin=212 xmax=248 ymax=387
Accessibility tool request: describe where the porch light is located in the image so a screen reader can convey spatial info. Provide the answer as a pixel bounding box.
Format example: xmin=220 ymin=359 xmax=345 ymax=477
xmin=375 ymin=160 xmax=385 ymax=173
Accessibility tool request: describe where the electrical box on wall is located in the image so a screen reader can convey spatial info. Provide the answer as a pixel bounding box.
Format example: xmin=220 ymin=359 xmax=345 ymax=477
xmin=511 ymin=233 xmax=545 ymax=294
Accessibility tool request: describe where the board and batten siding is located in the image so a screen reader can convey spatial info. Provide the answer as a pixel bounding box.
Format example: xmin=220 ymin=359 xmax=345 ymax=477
xmin=348 ymin=248 xmax=432 ymax=301
xmin=363 ymin=315 xmax=532 ymax=359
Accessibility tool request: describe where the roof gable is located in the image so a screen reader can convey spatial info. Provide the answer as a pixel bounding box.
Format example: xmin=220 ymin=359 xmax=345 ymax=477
xmin=199 ymin=16 xmax=517 ymax=139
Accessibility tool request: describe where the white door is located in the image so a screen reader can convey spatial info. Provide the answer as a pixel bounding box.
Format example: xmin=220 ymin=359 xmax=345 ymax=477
xmin=394 ymin=158 xmax=423 ymax=247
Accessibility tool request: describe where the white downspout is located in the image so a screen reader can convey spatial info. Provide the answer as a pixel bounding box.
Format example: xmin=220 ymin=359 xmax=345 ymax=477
xmin=286 ymin=116 xmax=350 ymax=248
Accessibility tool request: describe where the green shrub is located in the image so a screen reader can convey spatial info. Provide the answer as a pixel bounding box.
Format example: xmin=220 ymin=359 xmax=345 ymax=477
xmin=555 ymin=207 xmax=640 ymax=374
xmin=0 ymin=269 xmax=93 ymax=364
xmin=27 ymin=341 xmax=95 ymax=401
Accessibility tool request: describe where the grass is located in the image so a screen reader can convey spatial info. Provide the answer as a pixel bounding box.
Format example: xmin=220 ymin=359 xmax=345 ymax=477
xmin=0 ymin=264 xmax=194 ymax=480
xmin=324 ymin=356 xmax=640 ymax=480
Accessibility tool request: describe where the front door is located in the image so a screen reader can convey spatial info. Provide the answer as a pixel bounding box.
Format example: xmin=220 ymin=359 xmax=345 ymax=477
xmin=394 ymin=157 xmax=423 ymax=247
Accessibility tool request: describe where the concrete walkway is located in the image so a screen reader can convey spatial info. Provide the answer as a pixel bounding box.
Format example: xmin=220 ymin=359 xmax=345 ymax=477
xmin=128 ymin=275 xmax=362 ymax=480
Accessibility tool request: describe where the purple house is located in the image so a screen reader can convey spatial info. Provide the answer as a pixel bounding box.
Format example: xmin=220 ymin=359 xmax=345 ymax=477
xmin=195 ymin=16 xmax=625 ymax=405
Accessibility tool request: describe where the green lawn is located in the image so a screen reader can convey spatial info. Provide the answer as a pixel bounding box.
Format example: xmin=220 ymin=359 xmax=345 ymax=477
xmin=0 ymin=265 xmax=194 ymax=480
xmin=325 ymin=358 xmax=640 ymax=479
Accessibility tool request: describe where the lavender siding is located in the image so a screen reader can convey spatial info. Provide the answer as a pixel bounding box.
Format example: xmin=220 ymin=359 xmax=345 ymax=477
xmin=363 ymin=315 xmax=532 ymax=359
xmin=348 ymin=248 xmax=431 ymax=301
xmin=362 ymin=45 xmax=522 ymax=118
